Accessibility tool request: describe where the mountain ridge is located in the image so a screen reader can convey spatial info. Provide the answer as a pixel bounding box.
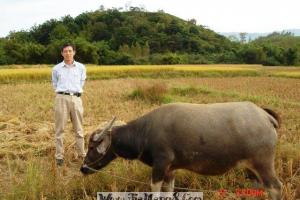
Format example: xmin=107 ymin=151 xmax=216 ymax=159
xmin=0 ymin=9 xmax=299 ymax=66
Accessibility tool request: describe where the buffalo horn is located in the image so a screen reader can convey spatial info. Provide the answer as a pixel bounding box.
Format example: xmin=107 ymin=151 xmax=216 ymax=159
xmin=93 ymin=117 xmax=117 ymax=141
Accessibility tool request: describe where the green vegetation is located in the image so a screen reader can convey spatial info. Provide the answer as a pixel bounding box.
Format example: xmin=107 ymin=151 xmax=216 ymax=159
xmin=171 ymin=86 xmax=239 ymax=98
xmin=0 ymin=8 xmax=299 ymax=66
xmin=128 ymin=82 xmax=173 ymax=104
xmin=250 ymin=32 xmax=300 ymax=66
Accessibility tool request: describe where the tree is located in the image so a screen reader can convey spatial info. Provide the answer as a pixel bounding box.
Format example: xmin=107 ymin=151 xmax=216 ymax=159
xmin=130 ymin=42 xmax=142 ymax=57
xmin=7 ymin=31 xmax=33 ymax=43
xmin=161 ymin=53 xmax=182 ymax=64
xmin=30 ymin=19 xmax=59 ymax=44
xmin=99 ymin=5 xmax=105 ymax=11
xmin=74 ymin=37 xmax=99 ymax=64
xmin=189 ymin=26 xmax=199 ymax=35
xmin=91 ymin=22 xmax=110 ymax=41
xmin=285 ymin=48 xmax=298 ymax=66
xmin=45 ymin=39 xmax=67 ymax=64
xmin=74 ymin=12 xmax=91 ymax=28
xmin=23 ymin=42 xmax=46 ymax=64
xmin=94 ymin=41 xmax=114 ymax=64
xmin=113 ymin=27 xmax=135 ymax=48
xmin=61 ymin=15 xmax=79 ymax=34
xmin=261 ymin=45 xmax=285 ymax=66
xmin=119 ymin=44 xmax=130 ymax=53
xmin=165 ymin=20 xmax=182 ymax=35
xmin=49 ymin=24 xmax=72 ymax=41
xmin=239 ymin=32 xmax=247 ymax=43
xmin=239 ymin=45 xmax=266 ymax=64
xmin=114 ymin=53 xmax=134 ymax=64
xmin=129 ymin=7 xmax=143 ymax=12
xmin=102 ymin=9 xmax=124 ymax=26
xmin=3 ymin=39 xmax=25 ymax=64
xmin=136 ymin=24 xmax=151 ymax=36
xmin=0 ymin=39 xmax=8 ymax=64
xmin=141 ymin=42 xmax=150 ymax=57
xmin=188 ymin=19 xmax=197 ymax=25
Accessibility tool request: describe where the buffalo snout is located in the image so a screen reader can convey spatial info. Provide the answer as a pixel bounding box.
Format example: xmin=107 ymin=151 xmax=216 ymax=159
xmin=80 ymin=164 xmax=92 ymax=174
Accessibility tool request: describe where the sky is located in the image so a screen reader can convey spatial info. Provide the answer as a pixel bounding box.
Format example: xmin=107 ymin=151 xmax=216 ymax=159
xmin=1 ymin=0 xmax=300 ymax=37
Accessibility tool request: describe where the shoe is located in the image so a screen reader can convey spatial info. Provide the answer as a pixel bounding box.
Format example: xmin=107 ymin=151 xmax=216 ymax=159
xmin=56 ymin=159 xmax=64 ymax=166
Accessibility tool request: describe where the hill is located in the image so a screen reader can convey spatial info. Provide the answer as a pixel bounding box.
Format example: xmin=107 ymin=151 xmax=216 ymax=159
xmin=0 ymin=9 xmax=237 ymax=65
xmin=0 ymin=8 xmax=298 ymax=66
xmin=249 ymin=32 xmax=300 ymax=66
xmin=219 ymin=31 xmax=300 ymax=66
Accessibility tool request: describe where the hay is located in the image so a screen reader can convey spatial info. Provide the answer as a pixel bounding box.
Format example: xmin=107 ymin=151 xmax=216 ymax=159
xmin=97 ymin=120 xmax=127 ymax=131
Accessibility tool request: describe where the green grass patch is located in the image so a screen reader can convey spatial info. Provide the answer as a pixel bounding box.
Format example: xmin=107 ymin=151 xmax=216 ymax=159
xmin=171 ymin=86 xmax=239 ymax=98
xmin=4 ymin=157 xmax=45 ymax=200
xmin=128 ymin=83 xmax=173 ymax=104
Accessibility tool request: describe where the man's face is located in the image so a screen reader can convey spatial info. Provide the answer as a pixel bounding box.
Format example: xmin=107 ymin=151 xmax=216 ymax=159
xmin=61 ymin=46 xmax=75 ymax=62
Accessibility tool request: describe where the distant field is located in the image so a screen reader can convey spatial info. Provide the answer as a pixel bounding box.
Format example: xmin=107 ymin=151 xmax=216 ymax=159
xmin=0 ymin=65 xmax=299 ymax=199
xmin=272 ymin=71 xmax=300 ymax=79
xmin=0 ymin=64 xmax=299 ymax=84
xmin=0 ymin=64 xmax=258 ymax=83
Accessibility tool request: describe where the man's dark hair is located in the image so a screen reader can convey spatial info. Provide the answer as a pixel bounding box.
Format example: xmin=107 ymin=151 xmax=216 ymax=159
xmin=61 ymin=43 xmax=76 ymax=52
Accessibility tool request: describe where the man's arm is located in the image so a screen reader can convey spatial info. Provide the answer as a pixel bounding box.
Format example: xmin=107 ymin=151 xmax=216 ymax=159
xmin=52 ymin=69 xmax=58 ymax=90
xmin=80 ymin=66 xmax=87 ymax=88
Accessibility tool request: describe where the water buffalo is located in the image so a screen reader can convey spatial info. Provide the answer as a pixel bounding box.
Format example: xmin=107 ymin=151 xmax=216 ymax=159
xmin=80 ymin=102 xmax=282 ymax=200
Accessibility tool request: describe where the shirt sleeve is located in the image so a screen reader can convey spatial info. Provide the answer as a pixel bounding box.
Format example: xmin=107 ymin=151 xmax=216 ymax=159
xmin=80 ymin=66 xmax=87 ymax=88
xmin=52 ymin=69 xmax=58 ymax=90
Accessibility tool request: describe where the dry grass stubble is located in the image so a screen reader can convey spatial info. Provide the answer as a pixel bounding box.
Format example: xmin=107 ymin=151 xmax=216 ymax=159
xmin=0 ymin=77 xmax=299 ymax=199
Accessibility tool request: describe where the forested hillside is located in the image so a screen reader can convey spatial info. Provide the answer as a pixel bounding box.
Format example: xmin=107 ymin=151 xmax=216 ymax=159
xmin=250 ymin=32 xmax=300 ymax=66
xmin=0 ymin=8 xmax=298 ymax=66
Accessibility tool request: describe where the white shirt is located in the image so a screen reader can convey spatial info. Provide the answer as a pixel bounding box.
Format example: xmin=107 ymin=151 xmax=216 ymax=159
xmin=52 ymin=61 xmax=86 ymax=93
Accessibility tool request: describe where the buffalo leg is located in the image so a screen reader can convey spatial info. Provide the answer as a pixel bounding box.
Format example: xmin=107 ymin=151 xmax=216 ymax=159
xmin=252 ymin=157 xmax=282 ymax=200
xmin=151 ymin=178 xmax=163 ymax=192
xmin=151 ymin=158 xmax=172 ymax=192
xmin=162 ymin=170 xmax=175 ymax=192
xmin=245 ymin=168 xmax=262 ymax=188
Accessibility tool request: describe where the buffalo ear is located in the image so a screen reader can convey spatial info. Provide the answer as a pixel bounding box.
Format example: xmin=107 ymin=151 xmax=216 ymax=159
xmin=93 ymin=130 xmax=102 ymax=141
xmin=93 ymin=117 xmax=117 ymax=141
xmin=96 ymin=134 xmax=110 ymax=154
xmin=96 ymin=144 xmax=106 ymax=154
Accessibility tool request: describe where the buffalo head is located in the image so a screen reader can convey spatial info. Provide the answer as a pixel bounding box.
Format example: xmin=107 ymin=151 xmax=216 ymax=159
xmin=80 ymin=117 xmax=117 ymax=174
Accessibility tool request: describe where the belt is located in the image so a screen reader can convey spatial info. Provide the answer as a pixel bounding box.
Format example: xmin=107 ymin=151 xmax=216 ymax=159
xmin=57 ymin=92 xmax=81 ymax=97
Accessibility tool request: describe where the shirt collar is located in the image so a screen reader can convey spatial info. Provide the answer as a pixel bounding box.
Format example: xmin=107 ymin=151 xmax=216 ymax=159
xmin=62 ymin=60 xmax=77 ymax=67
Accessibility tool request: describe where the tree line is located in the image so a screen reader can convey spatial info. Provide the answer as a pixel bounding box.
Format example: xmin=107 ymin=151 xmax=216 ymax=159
xmin=0 ymin=8 xmax=299 ymax=66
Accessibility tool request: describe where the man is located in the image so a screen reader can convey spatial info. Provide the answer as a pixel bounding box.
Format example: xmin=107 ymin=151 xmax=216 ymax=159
xmin=52 ymin=43 xmax=86 ymax=166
